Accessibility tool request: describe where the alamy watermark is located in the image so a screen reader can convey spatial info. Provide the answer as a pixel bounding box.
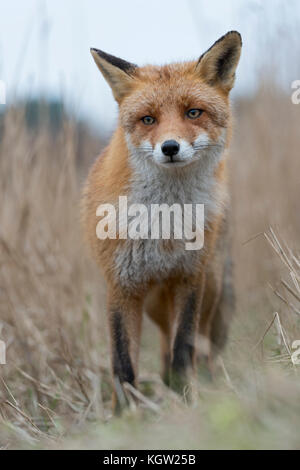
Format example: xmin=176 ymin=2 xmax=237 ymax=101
xmin=96 ymin=196 xmax=205 ymax=250
xmin=0 ymin=340 xmax=6 ymax=365
xmin=0 ymin=80 xmax=6 ymax=105
xmin=291 ymin=340 xmax=300 ymax=365
xmin=291 ymin=80 xmax=300 ymax=104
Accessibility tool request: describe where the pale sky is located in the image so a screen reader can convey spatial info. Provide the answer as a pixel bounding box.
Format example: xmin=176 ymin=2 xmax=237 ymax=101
xmin=0 ymin=0 xmax=299 ymax=134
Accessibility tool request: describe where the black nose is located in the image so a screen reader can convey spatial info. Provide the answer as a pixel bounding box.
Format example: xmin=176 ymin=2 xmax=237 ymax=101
xmin=161 ymin=140 xmax=180 ymax=158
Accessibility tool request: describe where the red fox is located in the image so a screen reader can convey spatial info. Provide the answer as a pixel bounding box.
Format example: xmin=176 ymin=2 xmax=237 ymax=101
xmin=82 ymin=31 xmax=242 ymax=407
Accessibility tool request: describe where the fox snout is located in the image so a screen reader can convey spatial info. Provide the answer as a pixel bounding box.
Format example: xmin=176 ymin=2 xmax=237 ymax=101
xmin=153 ymin=138 xmax=193 ymax=167
xmin=149 ymin=132 xmax=223 ymax=168
xmin=161 ymin=140 xmax=180 ymax=159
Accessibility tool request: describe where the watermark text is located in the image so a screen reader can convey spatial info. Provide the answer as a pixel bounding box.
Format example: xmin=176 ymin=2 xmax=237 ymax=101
xmin=0 ymin=340 xmax=6 ymax=365
xmin=96 ymin=196 xmax=205 ymax=251
xmin=0 ymin=80 xmax=6 ymax=105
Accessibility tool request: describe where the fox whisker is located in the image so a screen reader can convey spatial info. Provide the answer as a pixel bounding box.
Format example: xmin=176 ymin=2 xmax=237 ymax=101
xmin=193 ymin=144 xmax=223 ymax=150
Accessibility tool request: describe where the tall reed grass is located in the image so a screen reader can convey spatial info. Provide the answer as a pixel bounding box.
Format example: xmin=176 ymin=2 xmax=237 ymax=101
xmin=0 ymin=87 xmax=299 ymax=448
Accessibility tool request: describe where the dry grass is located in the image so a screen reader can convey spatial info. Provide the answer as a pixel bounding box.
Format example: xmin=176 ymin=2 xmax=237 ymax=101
xmin=0 ymin=86 xmax=299 ymax=449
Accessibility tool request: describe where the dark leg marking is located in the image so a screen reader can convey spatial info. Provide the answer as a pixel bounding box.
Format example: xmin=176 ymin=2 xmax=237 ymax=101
xmin=162 ymin=351 xmax=171 ymax=387
xmin=111 ymin=311 xmax=135 ymax=385
xmin=211 ymin=255 xmax=235 ymax=354
xmin=172 ymin=292 xmax=197 ymax=374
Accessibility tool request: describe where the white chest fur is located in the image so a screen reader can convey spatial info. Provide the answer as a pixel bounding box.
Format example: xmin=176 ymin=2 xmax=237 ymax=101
xmin=113 ymin=149 xmax=227 ymax=287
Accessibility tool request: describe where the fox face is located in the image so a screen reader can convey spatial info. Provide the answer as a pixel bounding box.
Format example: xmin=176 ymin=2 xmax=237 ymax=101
xmin=91 ymin=31 xmax=241 ymax=172
xmin=121 ymin=67 xmax=230 ymax=169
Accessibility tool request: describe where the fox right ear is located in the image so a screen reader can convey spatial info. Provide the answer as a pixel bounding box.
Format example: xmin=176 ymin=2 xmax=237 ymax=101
xmin=91 ymin=48 xmax=137 ymax=102
xmin=196 ymin=31 xmax=242 ymax=93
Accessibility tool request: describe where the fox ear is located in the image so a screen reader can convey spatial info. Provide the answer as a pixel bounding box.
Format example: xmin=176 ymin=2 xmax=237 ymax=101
xmin=90 ymin=48 xmax=137 ymax=102
xmin=196 ymin=31 xmax=242 ymax=92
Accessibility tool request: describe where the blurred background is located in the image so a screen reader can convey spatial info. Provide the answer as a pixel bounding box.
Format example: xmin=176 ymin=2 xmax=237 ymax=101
xmin=0 ymin=0 xmax=300 ymax=450
xmin=1 ymin=0 xmax=300 ymax=132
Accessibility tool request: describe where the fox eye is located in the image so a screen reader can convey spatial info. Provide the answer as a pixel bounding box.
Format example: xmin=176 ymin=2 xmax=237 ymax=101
xmin=141 ymin=116 xmax=156 ymax=125
xmin=186 ymin=109 xmax=203 ymax=119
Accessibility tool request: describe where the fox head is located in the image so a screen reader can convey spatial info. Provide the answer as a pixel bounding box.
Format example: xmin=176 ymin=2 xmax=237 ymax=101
xmin=91 ymin=31 xmax=242 ymax=170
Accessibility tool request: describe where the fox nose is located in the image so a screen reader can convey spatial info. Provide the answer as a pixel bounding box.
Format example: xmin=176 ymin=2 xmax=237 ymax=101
xmin=161 ymin=140 xmax=180 ymax=158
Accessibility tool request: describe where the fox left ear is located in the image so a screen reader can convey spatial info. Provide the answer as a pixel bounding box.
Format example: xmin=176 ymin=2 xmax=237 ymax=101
xmin=91 ymin=48 xmax=137 ymax=102
xmin=196 ymin=31 xmax=242 ymax=93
